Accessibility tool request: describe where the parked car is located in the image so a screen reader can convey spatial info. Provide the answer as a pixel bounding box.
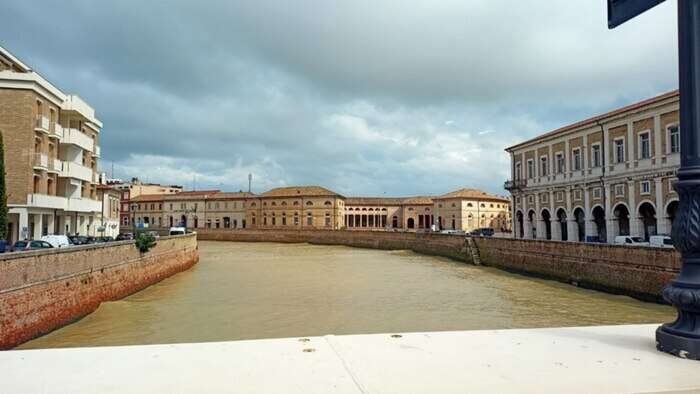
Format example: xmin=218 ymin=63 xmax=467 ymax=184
xmin=101 ymin=236 xmax=115 ymax=243
xmin=614 ymin=236 xmax=650 ymax=246
xmin=169 ymin=227 xmax=186 ymax=236
xmin=649 ymin=235 xmax=674 ymax=249
xmin=40 ymin=235 xmax=73 ymax=248
xmin=146 ymin=231 xmax=160 ymax=239
xmin=11 ymin=240 xmax=54 ymax=252
xmin=470 ymin=228 xmax=495 ymax=237
xmin=116 ymin=233 xmax=134 ymax=241
xmin=68 ymin=235 xmax=89 ymax=245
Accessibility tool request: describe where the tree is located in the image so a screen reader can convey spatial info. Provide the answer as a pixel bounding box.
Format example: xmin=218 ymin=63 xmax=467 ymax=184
xmin=0 ymin=131 xmax=8 ymax=242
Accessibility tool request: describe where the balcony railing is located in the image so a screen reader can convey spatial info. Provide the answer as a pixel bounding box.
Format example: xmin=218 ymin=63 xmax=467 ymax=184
xmin=61 ymin=128 xmax=94 ymax=152
xmin=34 ymin=116 xmax=49 ymax=133
xmin=504 ymin=179 xmax=527 ymax=191
xmin=60 ymin=161 xmax=93 ymax=182
xmin=27 ymin=194 xmax=68 ymax=210
xmin=93 ymin=145 xmax=101 ymax=157
xmin=67 ymin=197 xmax=101 ymax=213
xmin=51 ymin=123 xmax=64 ymax=139
xmin=33 ymin=153 xmax=48 ymax=169
xmin=48 ymin=158 xmax=63 ymax=173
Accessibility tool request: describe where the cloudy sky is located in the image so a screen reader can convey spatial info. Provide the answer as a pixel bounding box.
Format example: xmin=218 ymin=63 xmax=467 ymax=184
xmin=2 ymin=1 xmax=678 ymax=196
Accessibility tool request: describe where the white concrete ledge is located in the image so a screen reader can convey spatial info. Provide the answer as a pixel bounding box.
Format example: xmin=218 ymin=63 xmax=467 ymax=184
xmin=2 ymin=324 xmax=699 ymax=393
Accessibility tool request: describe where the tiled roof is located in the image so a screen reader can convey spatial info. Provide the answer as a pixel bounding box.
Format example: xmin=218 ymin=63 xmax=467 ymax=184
xmin=129 ymin=194 xmax=166 ymax=202
xmin=163 ymin=190 xmax=220 ymax=200
xmin=207 ymin=192 xmax=256 ymax=200
xmin=505 ymin=90 xmax=679 ymax=151
xmin=259 ymin=186 xmax=343 ymax=198
xmin=345 ymin=197 xmax=406 ymax=205
xmin=400 ymin=196 xmax=434 ymax=205
xmin=434 ymin=188 xmax=509 ymax=202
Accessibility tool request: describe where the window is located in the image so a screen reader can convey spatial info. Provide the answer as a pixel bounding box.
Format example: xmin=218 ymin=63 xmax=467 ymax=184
xmin=324 ymin=201 xmax=332 ymax=206
xmin=541 ymin=193 xmax=548 ymax=203
xmin=669 ymin=125 xmax=680 ymax=154
xmin=591 ymin=144 xmax=602 ymax=167
xmin=593 ymin=188 xmax=601 ymax=199
xmin=306 ymin=213 xmax=313 ymax=226
xmin=526 ymin=159 xmax=534 ymax=179
xmin=556 ymin=191 xmax=564 ymax=202
xmin=282 ymin=214 xmax=287 ymax=226
xmin=294 ymin=213 xmax=299 ymax=225
xmin=641 ymin=181 xmax=651 ymax=195
xmin=574 ymin=190 xmax=582 ymax=201
xmin=540 ymin=156 xmax=548 ymax=176
xmin=306 ymin=201 xmax=313 ymax=206
xmin=615 ymin=139 xmax=625 ymax=164
xmin=325 ymin=213 xmax=331 ymax=227
xmin=572 ymin=148 xmax=582 ymax=171
xmin=615 ymin=184 xmax=625 ymax=197
xmin=555 ymin=153 xmax=565 ymax=174
xmin=639 ymin=132 xmax=651 ymax=159
xmin=515 ymin=162 xmax=522 ymax=180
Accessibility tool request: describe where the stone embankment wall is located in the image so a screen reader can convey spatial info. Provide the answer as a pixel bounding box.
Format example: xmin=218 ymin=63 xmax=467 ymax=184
xmin=198 ymin=229 xmax=680 ymax=302
xmin=0 ymin=234 xmax=198 ymax=349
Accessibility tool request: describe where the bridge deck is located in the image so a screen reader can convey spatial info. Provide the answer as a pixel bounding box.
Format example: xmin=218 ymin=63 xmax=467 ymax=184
xmin=1 ymin=324 xmax=699 ymax=393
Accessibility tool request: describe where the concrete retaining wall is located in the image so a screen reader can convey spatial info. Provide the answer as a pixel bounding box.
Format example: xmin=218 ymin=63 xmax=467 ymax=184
xmin=197 ymin=229 xmax=680 ymax=302
xmin=0 ymin=234 xmax=198 ymax=349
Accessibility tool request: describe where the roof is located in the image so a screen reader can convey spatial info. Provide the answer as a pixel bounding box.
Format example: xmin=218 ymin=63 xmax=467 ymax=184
xmin=0 ymin=45 xmax=31 ymax=72
xmin=207 ymin=192 xmax=256 ymax=200
xmin=345 ymin=197 xmax=406 ymax=206
xmin=129 ymin=194 xmax=166 ymax=203
xmin=163 ymin=190 xmax=220 ymax=200
xmin=505 ymin=90 xmax=679 ymax=152
xmin=434 ymin=188 xmax=509 ymax=202
xmin=400 ymin=196 xmax=434 ymax=205
xmin=259 ymin=186 xmax=343 ymax=198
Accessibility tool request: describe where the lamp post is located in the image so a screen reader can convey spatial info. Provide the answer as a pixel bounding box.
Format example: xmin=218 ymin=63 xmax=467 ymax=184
xmin=608 ymin=0 xmax=700 ymax=359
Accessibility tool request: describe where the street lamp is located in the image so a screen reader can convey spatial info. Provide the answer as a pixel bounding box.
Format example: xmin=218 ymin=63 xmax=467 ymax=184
xmin=609 ymin=0 xmax=700 ymax=359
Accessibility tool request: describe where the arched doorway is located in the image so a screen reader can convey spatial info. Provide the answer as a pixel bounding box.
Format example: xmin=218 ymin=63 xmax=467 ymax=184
xmin=557 ymin=208 xmax=568 ymax=241
xmin=592 ymin=206 xmax=606 ymax=242
xmin=613 ymin=204 xmax=630 ymax=236
xmin=639 ymin=202 xmax=657 ymax=241
xmin=180 ymin=215 xmax=187 ymax=228
xmin=528 ymin=210 xmax=537 ymax=239
xmin=516 ymin=211 xmax=524 ymax=238
xmin=407 ymin=218 xmax=415 ymax=229
xmin=574 ymin=208 xmax=585 ymax=242
xmin=666 ymin=200 xmax=678 ymax=235
xmin=541 ymin=209 xmax=552 ymax=240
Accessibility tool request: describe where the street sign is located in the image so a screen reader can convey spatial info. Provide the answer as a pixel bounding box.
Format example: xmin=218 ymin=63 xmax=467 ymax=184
xmin=608 ymin=0 xmax=667 ymax=29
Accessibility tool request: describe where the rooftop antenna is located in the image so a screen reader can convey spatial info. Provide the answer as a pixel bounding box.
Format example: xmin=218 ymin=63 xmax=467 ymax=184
xmin=248 ymin=173 xmax=252 ymax=193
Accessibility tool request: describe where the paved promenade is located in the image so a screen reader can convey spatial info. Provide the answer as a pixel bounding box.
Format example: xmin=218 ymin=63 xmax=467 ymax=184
xmin=2 ymin=324 xmax=699 ymax=393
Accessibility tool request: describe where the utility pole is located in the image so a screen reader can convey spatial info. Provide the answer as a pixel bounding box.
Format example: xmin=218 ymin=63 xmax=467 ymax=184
xmin=248 ymin=173 xmax=252 ymax=193
xmin=609 ymin=0 xmax=700 ymax=360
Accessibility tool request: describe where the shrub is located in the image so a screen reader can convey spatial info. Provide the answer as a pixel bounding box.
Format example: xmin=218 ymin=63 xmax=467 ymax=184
xmin=135 ymin=232 xmax=156 ymax=253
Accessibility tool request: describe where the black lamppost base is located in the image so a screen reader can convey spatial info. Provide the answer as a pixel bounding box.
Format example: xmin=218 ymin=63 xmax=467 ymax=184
xmin=657 ymin=326 xmax=700 ymax=360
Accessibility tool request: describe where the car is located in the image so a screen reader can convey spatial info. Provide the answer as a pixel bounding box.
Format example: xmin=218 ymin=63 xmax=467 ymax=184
xmin=68 ymin=235 xmax=89 ymax=245
xmin=116 ymin=233 xmax=134 ymax=241
xmin=146 ymin=231 xmax=160 ymax=239
xmin=614 ymin=236 xmax=650 ymax=246
xmin=169 ymin=227 xmax=187 ymax=236
xmin=649 ymin=235 xmax=674 ymax=249
xmin=40 ymin=235 xmax=73 ymax=248
xmin=470 ymin=228 xmax=495 ymax=237
xmin=11 ymin=240 xmax=54 ymax=252
xmin=100 ymin=236 xmax=115 ymax=242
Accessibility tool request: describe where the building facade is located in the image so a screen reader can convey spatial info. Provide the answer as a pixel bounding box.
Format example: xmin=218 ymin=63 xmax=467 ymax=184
xmin=505 ymin=90 xmax=680 ymax=243
xmin=111 ymin=178 xmax=182 ymax=230
xmin=246 ymin=186 xmax=345 ymax=230
xmin=1 ymin=45 xmax=104 ymax=242
xmin=97 ymin=185 xmax=120 ymax=237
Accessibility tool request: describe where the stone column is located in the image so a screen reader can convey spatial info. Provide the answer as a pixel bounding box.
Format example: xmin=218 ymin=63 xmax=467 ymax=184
xmin=628 ymin=180 xmax=642 ymax=237
xmin=584 ymin=186 xmax=594 ymax=242
xmin=524 ymin=215 xmax=533 ymax=239
xmin=603 ymin=125 xmax=610 ymax=169
xmin=534 ymin=194 xmax=541 ymax=239
xmin=550 ymin=190 xmax=561 ymax=241
xmin=605 ymin=184 xmax=616 ymax=243
xmin=33 ymin=214 xmax=43 ymax=239
xmin=582 ymin=133 xmax=588 ymax=176
xmin=627 ymin=121 xmax=634 ymax=165
xmin=46 ymin=213 xmax=55 ymax=235
xmin=655 ymin=178 xmax=667 ymax=235
xmin=564 ymin=140 xmax=570 ymax=178
xmin=18 ymin=210 xmax=29 ymax=240
xmin=567 ymin=219 xmax=579 ymax=243
xmin=654 ymin=115 xmax=662 ymax=161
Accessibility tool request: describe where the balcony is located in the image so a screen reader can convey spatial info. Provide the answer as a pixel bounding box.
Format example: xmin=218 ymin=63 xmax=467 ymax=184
xmin=60 ymin=128 xmax=94 ymax=152
xmin=504 ymin=179 xmax=527 ymax=191
xmin=48 ymin=158 xmax=63 ymax=173
xmin=67 ymin=197 xmax=101 ymax=213
xmin=50 ymin=123 xmax=64 ymax=139
xmin=93 ymin=145 xmax=101 ymax=157
xmin=26 ymin=194 xmax=68 ymax=210
xmin=32 ymin=153 xmax=48 ymax=170
xmin=60 ymin=161 xmax=93 ymax=182
xmin=35 ymin=116 xmax=49 ymax=134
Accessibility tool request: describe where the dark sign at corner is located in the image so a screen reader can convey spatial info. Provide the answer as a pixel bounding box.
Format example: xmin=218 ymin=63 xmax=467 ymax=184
xmin=608 ymin=0 xmax=667 ymax=29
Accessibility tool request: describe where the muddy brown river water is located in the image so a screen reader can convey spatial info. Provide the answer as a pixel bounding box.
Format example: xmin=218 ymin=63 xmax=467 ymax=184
xmin=19 ymin=241 xmax=675 ymax=349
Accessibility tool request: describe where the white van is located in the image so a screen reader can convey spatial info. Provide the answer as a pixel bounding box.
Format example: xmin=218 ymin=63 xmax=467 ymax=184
xmin=614 ymin=236 xmax=649 ymax=246
xmin=169 ymin=227 xmax=186 ymax=236
xmin=649 ymin=235 xmax=674 ymax=248
xmin=40 ymin=235 xmax=73 ymax=248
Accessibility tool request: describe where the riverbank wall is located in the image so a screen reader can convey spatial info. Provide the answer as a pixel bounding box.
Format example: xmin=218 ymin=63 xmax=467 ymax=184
xmin=197 ymin=229 xmax=680 ymax=302
xmin=0 ymin=234 xmax=198 ymax=350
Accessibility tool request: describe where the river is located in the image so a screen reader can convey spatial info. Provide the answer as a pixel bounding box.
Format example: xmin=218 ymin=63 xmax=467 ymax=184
xmin=19 ymin=241 xmax=675 ymax=349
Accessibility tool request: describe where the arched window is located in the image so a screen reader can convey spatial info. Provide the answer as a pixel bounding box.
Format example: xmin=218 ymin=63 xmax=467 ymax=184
xmin=325 ymin=213 xmax=331 ymax=227
xmin=490 ymin=204 xmax=494 ymax=208
xmin=263 ymin=202 xmax=267 ymax=206
xmin=293 ymin=201 xmax=299 ymax=206
xmin=324 ymin=201 xmax=332 ymax=206
xmin=467 ymin=203 xmax=473 ymax=207
xmin=282 ymin=201 xmax=287 ymax=206
xmin=306 ymin=201 xmax=313 ymax=206
xmin=481 ymin=203 xmax=486 ymax=208
xmin=306 ymin=212 xmax=313 ymax=225
xmin=451 ymin=203 xmax=456 ymax=208
xmin=282 ymin=213 xmax=287 ymax=225
xmin=251 ymin=202 xmax=256 ymax=207
xmin=271 ymin=202 xmax=277 ymax=206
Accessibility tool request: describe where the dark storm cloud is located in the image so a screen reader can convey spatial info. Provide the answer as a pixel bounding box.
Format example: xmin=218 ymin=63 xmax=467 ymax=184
xmin=0 ymin=0 xmax=678 ymax=195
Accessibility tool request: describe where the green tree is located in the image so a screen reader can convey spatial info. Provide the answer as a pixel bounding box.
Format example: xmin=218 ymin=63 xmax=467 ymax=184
xmin=0 ymin=132 xmax=7 ymax=241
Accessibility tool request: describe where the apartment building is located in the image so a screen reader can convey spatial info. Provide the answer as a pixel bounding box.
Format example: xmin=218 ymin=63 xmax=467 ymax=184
xmin=1 ymin=45 xmax=104 ymax=242
xmin=97 ymin=185 xmax=121 ymax=237
xmin=505 ymin=90 xmax=679 ymax=243
xmin=110 ymin=177 xmax=182 ymax=229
